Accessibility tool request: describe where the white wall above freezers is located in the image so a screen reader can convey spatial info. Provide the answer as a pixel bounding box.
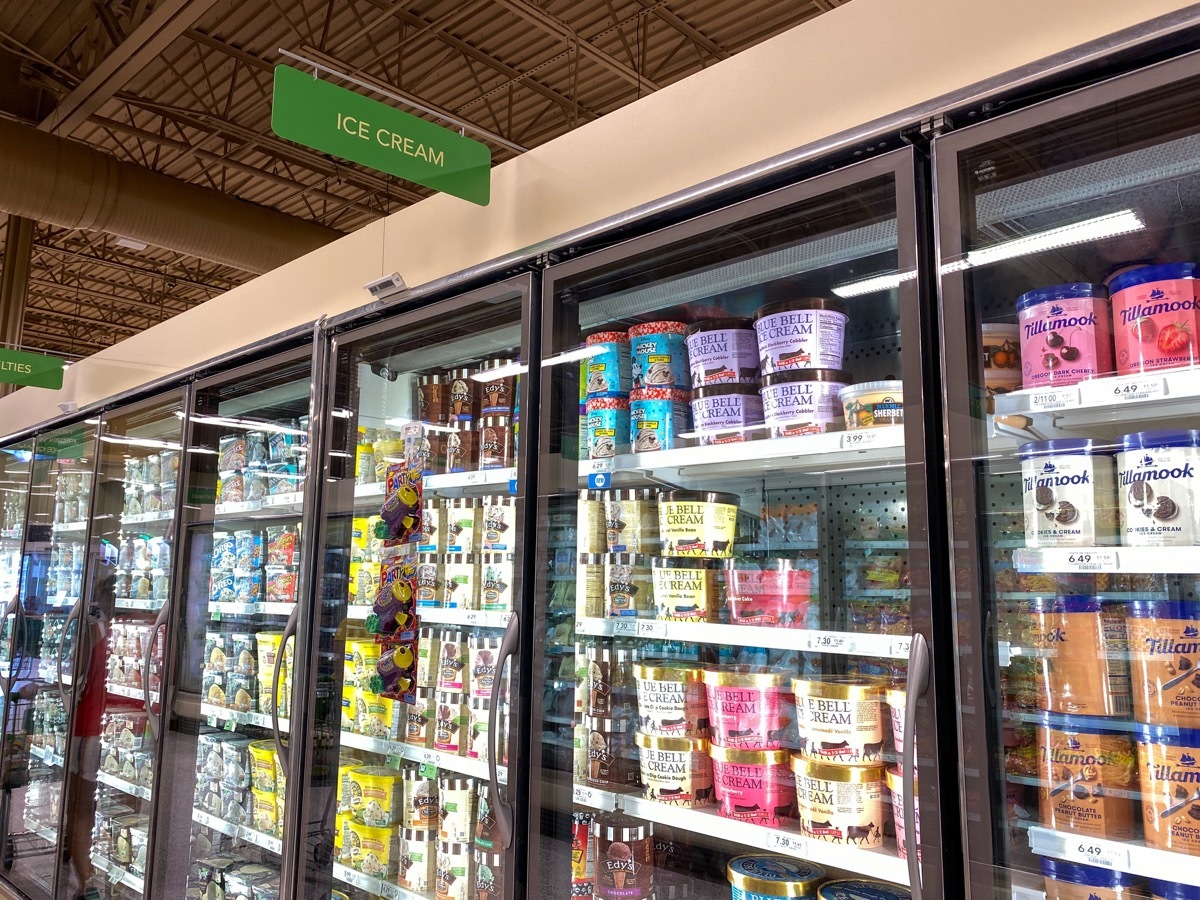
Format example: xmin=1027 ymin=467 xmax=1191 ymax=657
xmin=1 ymin=0 xmax=1197 ymax=441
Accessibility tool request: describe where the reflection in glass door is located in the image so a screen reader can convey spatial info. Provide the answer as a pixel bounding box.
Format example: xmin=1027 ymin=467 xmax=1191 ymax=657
xmin=1 ymin=422 xmax=98 ymax=900
xmin=51 ymin=393 xmax=186 ymax=900
xmin=534 ymin=152 xmax=941 ymax=900
xmin=149 ymin=350 xmax=314 ymax=900
xmin=937 ymin=51 xmax=1200 ymax=900
xmin=299 ymin=276 xmax=533 ymax=900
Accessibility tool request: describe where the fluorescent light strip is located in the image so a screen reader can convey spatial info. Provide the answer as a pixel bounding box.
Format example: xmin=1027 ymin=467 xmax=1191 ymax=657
xmin=541 ymin=345 xmax=606 ymax=368
xmin=469 ymin=362 xmax=527 ymax=382
xmin=99 ymin=436 xmax=182 ymax=451
xmin=941 ymin=209 xmax=1145 ymax=274
xmin=188 ymin=414 xmax=307 ymax=437
xmin=832 ymin=270 xmax=918 ymax=299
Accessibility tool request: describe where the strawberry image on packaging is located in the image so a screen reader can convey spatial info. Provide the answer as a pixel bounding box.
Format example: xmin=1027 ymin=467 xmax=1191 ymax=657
xmin=1016 ymin=283 xmax=1114 ymax=388
xmin=1110 ymin=263 xmax=1200 ymax=374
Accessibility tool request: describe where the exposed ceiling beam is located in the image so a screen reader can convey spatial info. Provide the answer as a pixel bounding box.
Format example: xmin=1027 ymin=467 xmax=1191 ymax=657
xmin=24 ymin=302 xmax=144 ymax=335
xmin=28 ymin=277 xmax=193 ymax=317
xmin=89 ymin=114 xmax=385 ymax=220
xmin=489 ymin=0 xmax=660 ymax=91
xmin=357 ymin=0 xmax=602 ymax=123
xmin=31 ymin=240 xmax=229 ymax=294
xmin=39 ymin=0 xmax=222 ymax=136
xmin=628 ymin=0 xmax=729 ymax=62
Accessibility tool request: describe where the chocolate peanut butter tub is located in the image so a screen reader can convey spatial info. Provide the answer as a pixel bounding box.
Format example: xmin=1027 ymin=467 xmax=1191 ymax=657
xmin=1136 ymin=724 xmax=1200 ymax=856
xmin=1028 ymin=596 xmax=1132 ymax=717
xmin=1127 ymin=600 xmax=1200 ymax=728
xmin=1041 ymin=857 xmax=1140 ymax=900
xmin=1036 ymin=712 xmax=1137 ymax=839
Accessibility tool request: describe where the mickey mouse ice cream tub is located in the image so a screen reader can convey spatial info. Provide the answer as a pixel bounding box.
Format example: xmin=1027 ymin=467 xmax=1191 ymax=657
xmin=629 ymin=321 xmax=689 ymax=390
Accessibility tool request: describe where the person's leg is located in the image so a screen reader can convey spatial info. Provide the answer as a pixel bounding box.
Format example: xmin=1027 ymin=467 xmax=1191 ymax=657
xmin=66 ymin=761 xmax=96 ymax=897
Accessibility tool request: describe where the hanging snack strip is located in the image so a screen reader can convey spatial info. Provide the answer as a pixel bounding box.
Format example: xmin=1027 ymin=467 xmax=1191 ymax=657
xmin=368 ymin=464 xmax=423 ymax=705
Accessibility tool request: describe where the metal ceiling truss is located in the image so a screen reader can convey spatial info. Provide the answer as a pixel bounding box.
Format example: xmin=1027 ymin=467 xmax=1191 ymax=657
xmin=0 ymin=0 xmax=834 ymax=360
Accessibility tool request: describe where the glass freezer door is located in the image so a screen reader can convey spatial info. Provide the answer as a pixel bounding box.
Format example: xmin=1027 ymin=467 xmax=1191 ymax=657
xmin=2 ymin=421 xmax=99 ymax=900
xmin=534 ymin=150 xmax=942 ymax=900
xmin=298 ymin=276 xmax=534 ymax=900
xmin=51 ymin=392 xmax=186 ymax=900
xmin=936 ymin=49 xmax=1200 ymax=900
xmin=148 ymin=349 xmax=315 ymax=900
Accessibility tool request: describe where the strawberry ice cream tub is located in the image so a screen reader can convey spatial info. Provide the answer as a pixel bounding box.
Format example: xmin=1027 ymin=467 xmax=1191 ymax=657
xmin=1017 ymin=283 xmax=1113 ymax=388
xmin=754 ymin=298 xmax=847 ymax=374
xmin=725 ymin=559 xmax=812 ymax=627
xmin=709 ymin=745 xmax=796 ymax=826
xmin=703 ymin=666 xmax=795 ymax=749
xmin=1110 ymin=263 xmax=1200 ymax=374
xmin=629 ymin=321 xmax=689 ymax=390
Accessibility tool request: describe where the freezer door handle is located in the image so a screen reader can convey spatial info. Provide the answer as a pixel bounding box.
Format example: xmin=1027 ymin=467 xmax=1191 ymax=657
xmin=57 ymin=598 xmax=85 ymax=706
xmin=0 ymin=595 xmax=21 ymax=695
xmin=902 ymin=631 xmax=931 ymax=899
xmin=272 ymin=605 xmax=299 ymax=769
xmin=487 ymin=609 xmax=519 ymax=850
xmin=143 ymin=603 xmax=169 ymax=742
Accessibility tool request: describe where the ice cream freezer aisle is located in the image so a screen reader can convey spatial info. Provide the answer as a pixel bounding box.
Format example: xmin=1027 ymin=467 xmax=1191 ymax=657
xmin=532 ymin=149 xmax=937 ymax=900
xmin=294 ymin=278 xmax=534 ymax=900
xmin=936 ymin=50 xmax=1200 ymax=900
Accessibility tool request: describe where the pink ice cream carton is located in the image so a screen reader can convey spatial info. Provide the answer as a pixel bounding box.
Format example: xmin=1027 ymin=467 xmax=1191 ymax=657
xmin=725 ymin=560 xmax=812 ymax=627
xmin=1016 ymin=283 xmax=1113 ymax=388
xmin=709 ymin=745 xmax=796 ymax=827
xmin=702 ymin=666 xmax=795 ymax=750
xmin=1109 ymin=263 xmax=1200 ymax=374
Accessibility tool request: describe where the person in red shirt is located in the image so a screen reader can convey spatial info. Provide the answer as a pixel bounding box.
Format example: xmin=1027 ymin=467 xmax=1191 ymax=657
xmin=65 ymin=573 xmax=114 ymax=900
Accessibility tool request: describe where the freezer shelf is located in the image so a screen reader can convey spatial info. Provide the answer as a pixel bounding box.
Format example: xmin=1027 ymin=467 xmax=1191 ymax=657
xmin=332 ymin=862 xmax=425 ymax=900
xmin=1028 ymin=826 xmax=1200 ymax=887
xmin=28 ymin=745 xmax=64 ymax=767
xmin=209 ymin=601 xmax=297 ymax=618
xmin=192 ymin=808 xmax=282 ymax=854
xmin=571 ymin=786 xmax=910 ymax=885
xmin=115 ymin=598 xmax=165 ymax=611
xmin=992 ymin=368 xmax=1200 ymax=439
xmin=352 ymin=467 xmax=517 ymax=503
xmin=574 ymin=617 xmax=912 ymax=658
xmin=96 ymin=770 xmax=151 ymax=801
xmin=338 ymin=731 xmax=507 ymax=784
xmin=580 ymin=426 xmax=905 ymax=487
xmin=107 ymin=683 xmax=157 ymax=702
xmin=90 ymin=854 xmax=145 ymax=894
xmin=201 ymin=702 xmax=290 ymax=732
xmin=345 ymin=606 xmax=513 ymax=629
xmin=1013 ymin=546 xmax=1197 ymax=574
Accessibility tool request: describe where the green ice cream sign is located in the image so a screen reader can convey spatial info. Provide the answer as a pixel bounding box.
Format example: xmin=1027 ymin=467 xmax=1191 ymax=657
xmin=0 ymin=348 xmax=64 ymax=389
xmin=271 ymin=64 xmax=491 ymax=205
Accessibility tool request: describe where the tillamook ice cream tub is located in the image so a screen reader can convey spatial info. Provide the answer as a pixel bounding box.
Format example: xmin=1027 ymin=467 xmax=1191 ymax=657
xmin=633 ymin=661 xmax=708 ymax=737
xmin=726 ymin=855 xmax=825 ymax=899
xmin=686 ymin=318 xmax=760 ymax=386
xmin=1028 ymin=596 xmax=1132 ymax=718
xmin=1036 ymin=712 xmax=1136 ymax=839
xmin=1041 ymin=857 xmax=1141 ymax=900
xmin=754 ymin=298 xmax=847 ymax=374
xmin=704 ymin=666 xmax=795 ymax=749
xmin=1110 ymin=263 xmax=1200 ymax=375
xmin=1118 ymin=430 xmax=1200 ymax=546
xmin=794 ymin=677 xmax=885 ymax=766
xmin=709 ymin=745 xmax=796 ymax=826
xmin=651 ymin=557 xmax=719 ymax=622
xmin=1150 ymin=879 xmax=1200 ymax=900
xmin=658 ymin=490 xmax=739 ymax=557
xmin=1017 ymin=283 xmax=1114 ymax=388
xmin=793 ymin=756 xmax=885 ymax=846
xmin=634 ymin=732 xmax=714 ymax=808
xmin=1136 ymin=724 xmax=1200 ymax=856
xmin=1127 ymin=600 xmax=1200 ymax=728
xmin=1018 ymin=439 xmax=1118 ymax=547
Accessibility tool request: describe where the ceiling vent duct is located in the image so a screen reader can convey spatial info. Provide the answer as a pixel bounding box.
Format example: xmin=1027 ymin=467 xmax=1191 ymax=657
xmin=0 ymin=116 xmax=342 ymax=274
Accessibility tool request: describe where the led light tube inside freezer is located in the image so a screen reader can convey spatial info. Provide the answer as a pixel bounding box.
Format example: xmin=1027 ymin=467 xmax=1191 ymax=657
xmin=940 ymin=209 xmax=1145 ymax=273
xmin=832 ymin=270 xmax=917 ymax=298
xmin=540 ymin=346 xmax=606 ymax=368
xmin=469 ymin=362 xmax=527 ymax=381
